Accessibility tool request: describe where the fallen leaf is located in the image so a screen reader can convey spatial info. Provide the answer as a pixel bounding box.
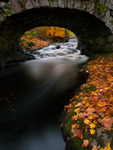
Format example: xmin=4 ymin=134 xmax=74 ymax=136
xmin=90 ymin=129 xmax=95 ymax=135
xmin=84 ymin=119 xmax=90 ymax=125
xmin=72 ymin=115 xmax=78 ymax=120
xmin=92 ymin=146 xmax=98 ymax=150
xmin=89 ymin=123 xmax=96 ymax=129
xmin=82 ymin=139 xmax=89 ymax=147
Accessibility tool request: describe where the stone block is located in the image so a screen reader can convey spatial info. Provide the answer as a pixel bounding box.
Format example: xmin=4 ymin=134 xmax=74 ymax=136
xmin=30 ymin=0 xmax=40 ymax=8
xmin=96 ymin=37 xmax=106 ymax=46
xmin=51 ymin=1 xmax=59 ymax=8
xmin=25 ymin=0 xmax=33 ymax=9
xmin=58 ymin=0 xmax=65 ymax=8
xmin=107 ymin=34 xmax=113 ymax=42
xmin=105 ymin=0 xmax=113 ymax=10
xmin=10 ymin=0 xmax=22 ymax=13
xmin=68 ymin=0 xmax=74 ymax=9
xmin=40 ymin=0 xmax=49 ymax=7
xmin=104 ymin=43 xmax=113 ymax=51
xmin=101 ymin=10 xmax=110 ymax=22
xmin=86 ymin=2 xmax=95 ymax=13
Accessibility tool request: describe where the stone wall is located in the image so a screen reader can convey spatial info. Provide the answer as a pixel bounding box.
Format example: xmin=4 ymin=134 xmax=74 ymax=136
xmin=0 ymin=0 xmax=113 ymax=65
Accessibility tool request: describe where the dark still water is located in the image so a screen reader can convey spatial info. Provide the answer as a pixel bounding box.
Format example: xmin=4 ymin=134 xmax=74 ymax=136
xmin=0 ymin=39 xmax=88 ymax=150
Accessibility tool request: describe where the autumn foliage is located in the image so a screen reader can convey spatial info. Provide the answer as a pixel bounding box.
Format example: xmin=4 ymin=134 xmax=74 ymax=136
xmin=64 ymin=53 xmax=113 ymax=150
xmin=21 ymin=26 xmax=74 ymax=51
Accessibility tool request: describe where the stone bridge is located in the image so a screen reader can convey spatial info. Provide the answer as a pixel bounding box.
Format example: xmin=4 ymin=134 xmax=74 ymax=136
xmin=0 ymin=0 xmax=113 ymax=65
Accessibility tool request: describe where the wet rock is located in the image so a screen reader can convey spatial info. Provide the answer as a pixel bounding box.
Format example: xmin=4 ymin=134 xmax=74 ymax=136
xmin=56 ymin=45 xmax=61 ymax=49
xmin=56 ymin=51 xmax=68 ymax=56
xmin=47 ymin=53 xmax=56 ymax=57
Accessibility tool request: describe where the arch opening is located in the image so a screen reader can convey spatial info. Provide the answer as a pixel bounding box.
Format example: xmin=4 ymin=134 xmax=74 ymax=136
xmin=20 ymin=26 xmax=75 ymax=52
xmin=0 ymin=7 xmax=111 ymax=65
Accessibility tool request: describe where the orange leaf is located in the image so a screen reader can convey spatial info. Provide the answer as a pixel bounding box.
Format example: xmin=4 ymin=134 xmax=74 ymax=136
xmin=97 ymin=102 xmax=107 ymax=107
xmin=88 ymin=116 xmax=93 ymax=120
xmin=72 ymin=115 xmax=78 ymax=120
xmin=84 ymin=119 xmax=90 ymax=125
xmin=71 ymin=124 xmax=76 ymax=129
xmin=74 ymin=108 xmax=80 ymax=114
xmin=109 ymin=97 xmax=113 ymax=103
xmin=82 ymin=139 xmax=89 ymax=147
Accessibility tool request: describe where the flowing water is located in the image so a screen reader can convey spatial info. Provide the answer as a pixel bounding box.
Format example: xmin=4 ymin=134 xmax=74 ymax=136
xmin=0 ymin=38 xmax=88 ymax=150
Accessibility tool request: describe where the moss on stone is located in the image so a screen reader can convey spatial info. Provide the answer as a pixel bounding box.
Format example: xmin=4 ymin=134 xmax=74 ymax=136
xmin=3 ymin=3 xmax=12 ymax=10
xmin=7 ymin=9 xmax=13 ymax=15
xmin=96 ymin=1 xmax=106 ymax=15
xmin=71 ymin=138 xmax=83 ymax=150
xmin=0 ymin=10 xmax=5 ymax=14
xmin=18 ymin=1 xmax=26 ymax=10
xmin=110 ymin=20 xmax=113 ymax=23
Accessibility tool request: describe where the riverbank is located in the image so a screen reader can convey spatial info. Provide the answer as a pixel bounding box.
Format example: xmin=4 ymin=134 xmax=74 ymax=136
xmin=21 ymin=27 xmax=72 ymax=52
xmin=61 ymin=53 xmax=113 ymax=150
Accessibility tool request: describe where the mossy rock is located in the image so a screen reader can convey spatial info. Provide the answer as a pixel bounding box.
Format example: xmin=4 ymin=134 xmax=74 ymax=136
xmin=6 ymin=9 xmax=13 ymax=15
xmin=0 ymin=10 xmax=5 ymax=14
xmin=3 ymin=4 xmax=12 ymax=10
xmin=61 ymin=110 xmax=113 ymax=150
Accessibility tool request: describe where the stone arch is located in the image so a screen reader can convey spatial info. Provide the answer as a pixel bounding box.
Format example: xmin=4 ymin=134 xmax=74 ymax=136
xmin=0 ymin=7 xmax=112 ymax=64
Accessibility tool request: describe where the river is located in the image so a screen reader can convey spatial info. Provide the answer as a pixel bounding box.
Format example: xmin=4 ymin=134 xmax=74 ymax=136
xmin=0 ymin=38 xmax=88 ymax=150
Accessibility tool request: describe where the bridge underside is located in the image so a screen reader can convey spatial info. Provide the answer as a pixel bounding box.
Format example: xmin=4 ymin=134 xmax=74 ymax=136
xmin=0 ymin=7 xmax=112 ymax=65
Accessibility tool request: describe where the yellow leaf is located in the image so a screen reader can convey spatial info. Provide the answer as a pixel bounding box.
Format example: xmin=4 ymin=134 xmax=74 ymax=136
xmin=100 ymin=142 xmax=111 ymax=150
xmin=89 ymin=123 xmax=96 ymax=129
xmin=84 ymin=97 xmax=88 ymax=100
xmin=106 ymin=142 xmax=111 ymax=150
xmin=90 ymin=129 xmax=95 ymax=135
xmin=92 ymin=146 xmax=98 ymax=150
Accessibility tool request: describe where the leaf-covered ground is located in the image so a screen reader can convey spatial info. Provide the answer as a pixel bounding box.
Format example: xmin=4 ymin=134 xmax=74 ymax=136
xmin=64 ymin=53 xmax=113 ymax=150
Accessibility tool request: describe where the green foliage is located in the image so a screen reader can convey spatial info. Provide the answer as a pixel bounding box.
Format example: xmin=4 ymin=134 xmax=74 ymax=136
xmin=66 ymin=30 xmax=75 ymax=36
xmin=86 ymin=64 xmax=90 ymax=69
xmin=81 ymin=84 xmax=97 ymax=93
xmin=32 ymin=31 xmax=37 ymax=35
xmin=110 ymin=20 xmax=113 ymax=24
xmin=0 ymin=10 xmax=5 ymax=14
xmin=25 ymin=31 xmax=31 ymax=35
xmin=96 ymin=1 xmax=106 ymax=14
xmin=26 ymin=41 xmax=35 ymax=47
xmin=107 ymin=54 xmax=113 ymax=58
xmin=18 ymin=0 xmax=26 ymax=10
xmin=7 ymin=10 xmax=13 ymax=15
xmin=21 ymin=39 xmax=25 ymax=42
xmin=3 ymin=4 xmax=12 ymax=9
